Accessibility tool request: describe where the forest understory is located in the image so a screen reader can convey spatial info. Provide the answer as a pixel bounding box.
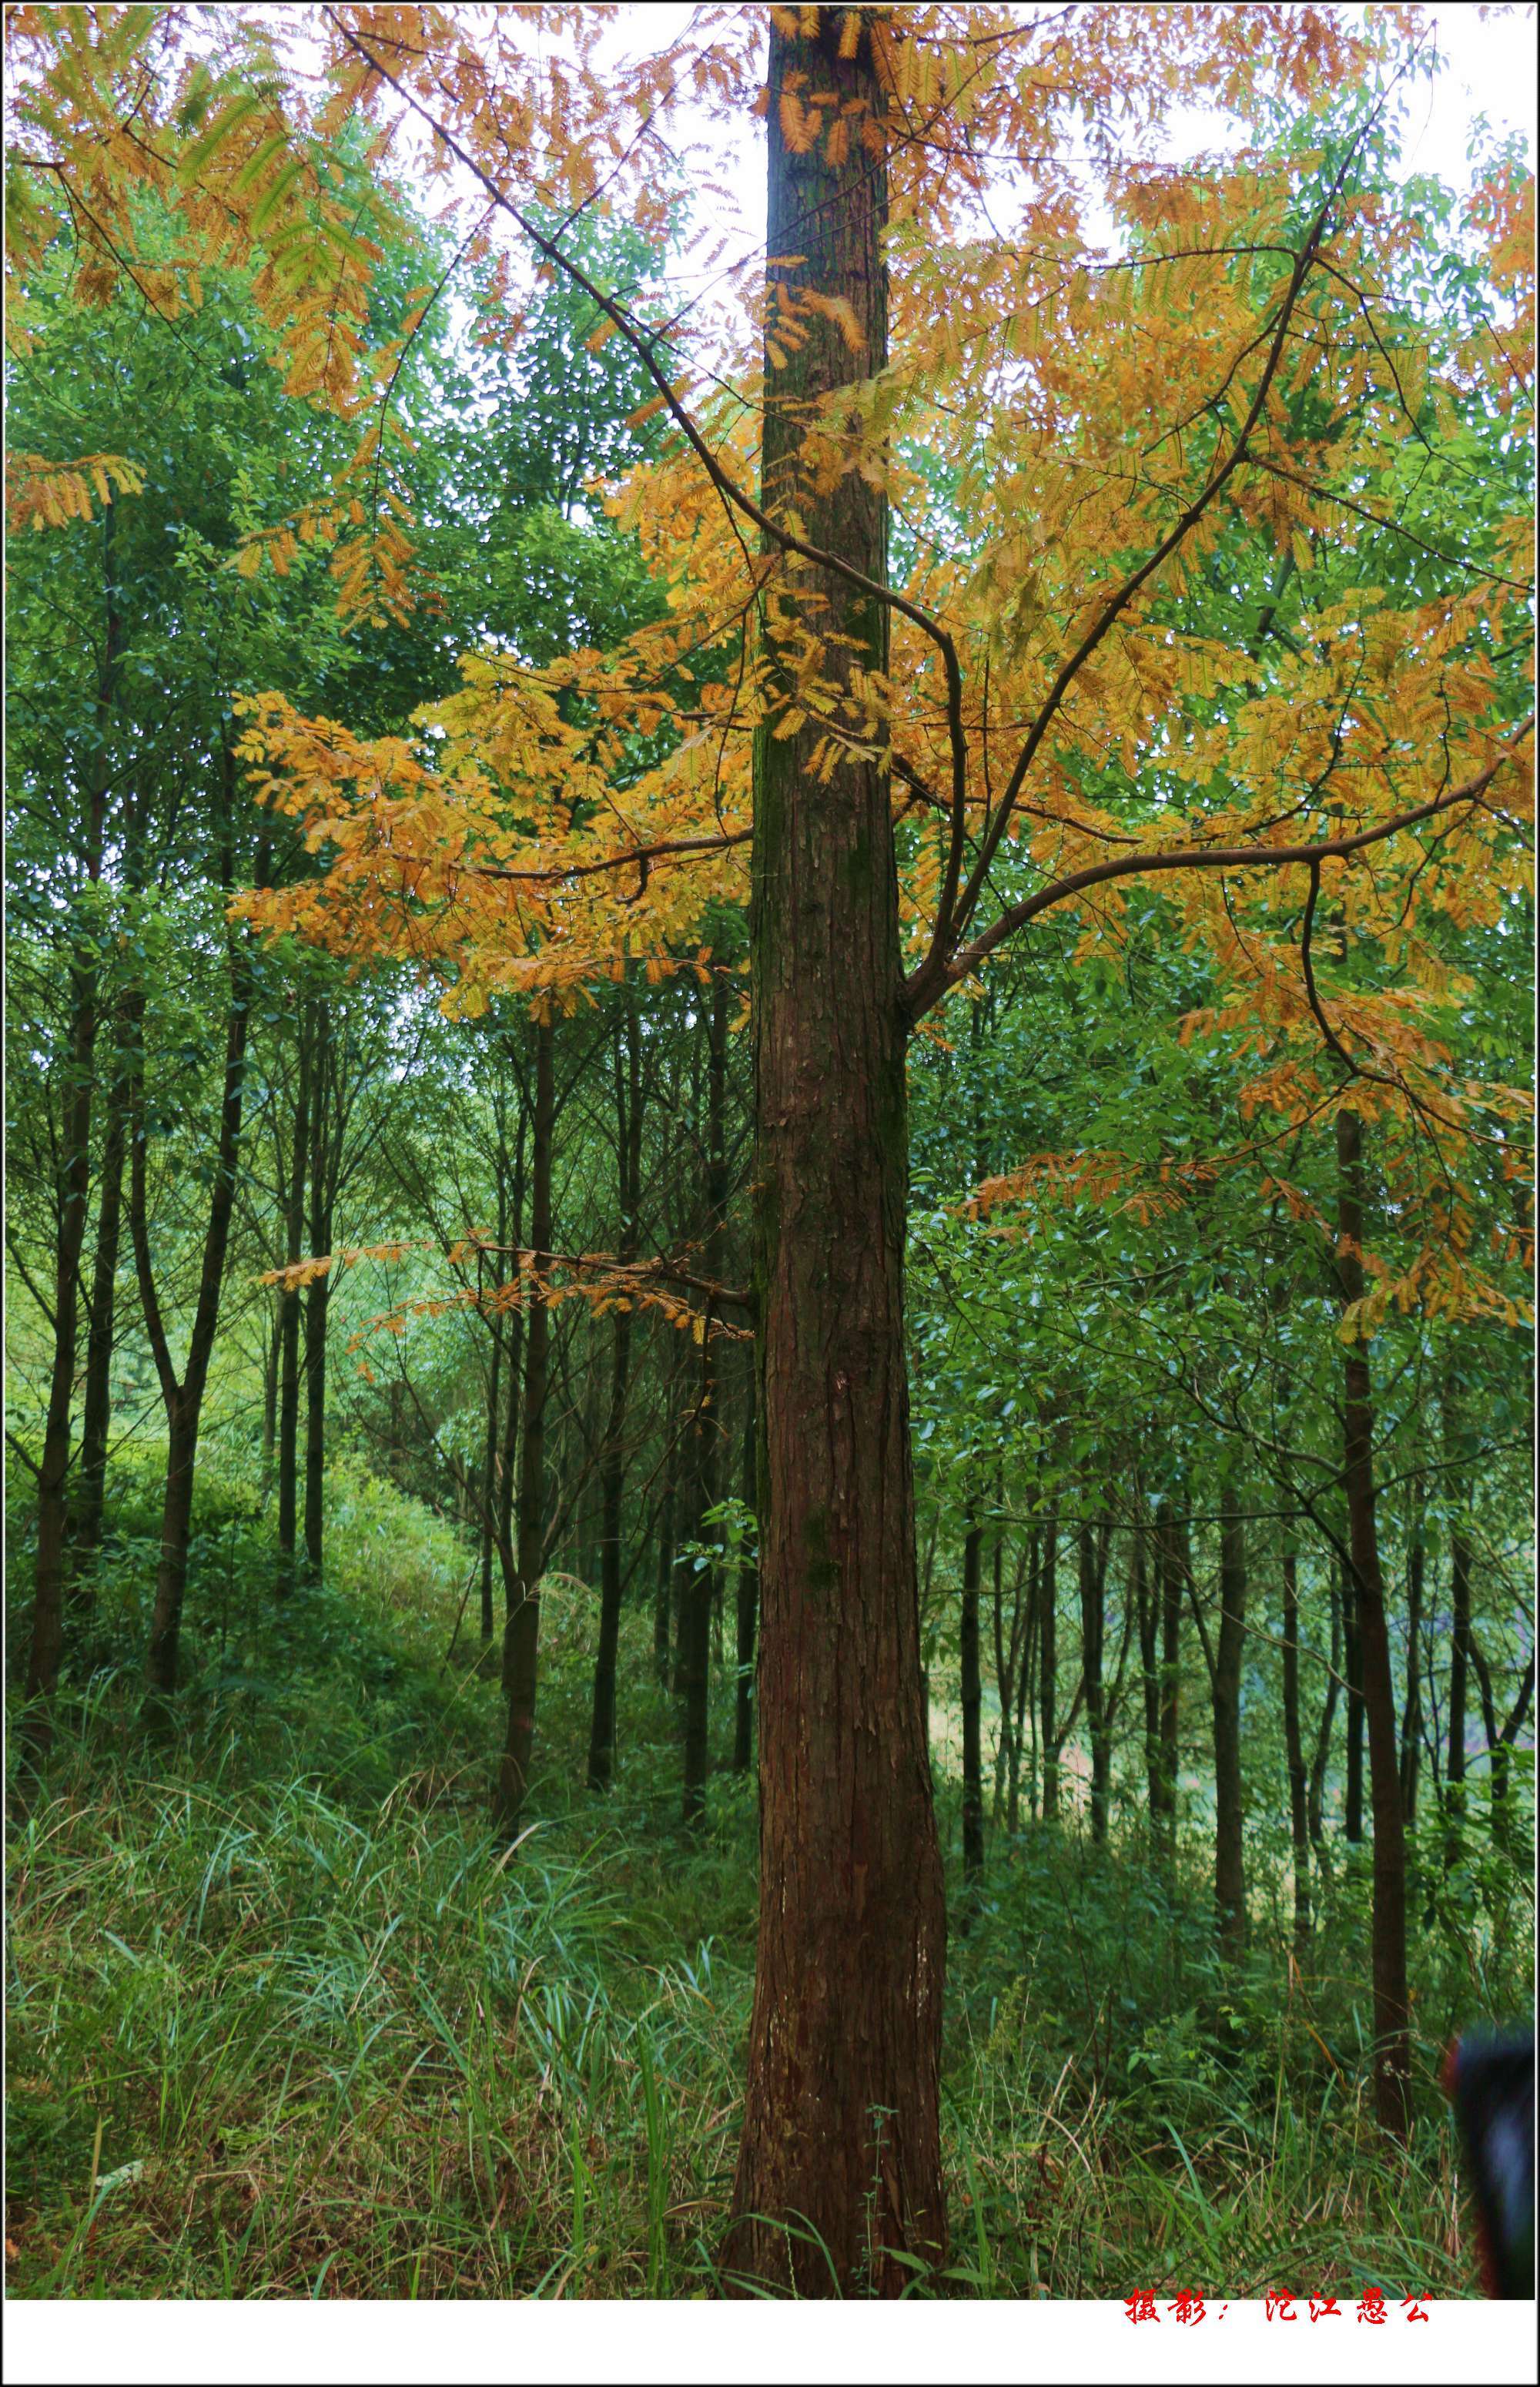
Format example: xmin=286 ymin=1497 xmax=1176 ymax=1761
xmin=5 ymin=1451 xmax=1525 ymax=2301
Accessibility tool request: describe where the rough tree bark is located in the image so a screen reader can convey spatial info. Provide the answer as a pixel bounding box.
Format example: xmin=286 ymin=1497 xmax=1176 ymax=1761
xmin=733 ymin=1381 xmax=758 ymax=1774
xmin=726 ymin=8 xmax=947 ymax=2295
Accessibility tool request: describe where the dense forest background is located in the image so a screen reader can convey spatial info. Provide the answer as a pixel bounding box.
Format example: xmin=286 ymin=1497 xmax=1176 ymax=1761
xmin=4 ymin=0 xmax=1533 ymax=2312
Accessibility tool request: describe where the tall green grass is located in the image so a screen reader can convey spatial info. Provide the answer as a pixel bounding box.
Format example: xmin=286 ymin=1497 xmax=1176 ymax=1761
xmin=5 ymin=1455 xmax=1526 ymax=2297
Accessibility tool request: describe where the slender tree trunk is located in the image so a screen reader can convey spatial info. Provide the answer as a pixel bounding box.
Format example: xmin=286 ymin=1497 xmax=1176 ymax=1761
xmin=1008 ymin=1531 xmax=1037 ymax=1831
xmin=480 ymin=1304 xmax=501 ymax=1645
xmin=734 ymin=1383 xmax=758 ymax=1774
xmin=960 ymin=1514 xmax=984 ymax=1889
xmin=260 ymin=1298 xmax=279 ymax=1479
xmin=1080 ymin=1518 xmax=1110 ymax=1846
xmin=654 ymin=1457 xmax=677 ymax=1683
xmin=70 ymin=1036 xmax=127 ymax=1576
xmin=728 ymin=11 xmax=946 ymax=2294
xmin=24 ymin=516 xmax=119 ymax=1731
xmin=588 ymin=988 xmax=642 ymax=1791
xmin=496 ymin=1017 xmax=553 ymax=1832
xmin=1213 ymin=1511 xmax=1248 ymax=1962
xmin=1307 ymin=1568 xmax=1342 ymax=1852
xmin=138 ymin=911 xmax=253 ymax=1708
xmin=1343 ymin=1558 xmax=1365 ymax=1843
xmin=1335 ymin=1105 xmax=1411 ymax=2138
xmin=1040 ymin=1516 xmax=1060 ymax=1820
xmin=302 ymin=998 xmax=333 ymax=1582
xmin=276 ymin=1008 xmax=311 ymax=1591
xmin=1400 ymin=1521 xmax=1424 ymax=1825
xmin=25 ymin=969 xmax=99 ymax=1733
xmin=1445 ymin=1377 xmax=1472 ymax=1826
xmin=990 ymin=1531 xmax=1013 ymax=1827
xmin=1135 ymin=1522 xmax=1162 ymax=1833
xmin=1157 ymin=1505 xmax=1183 ymax=1857
xmin=681 ymin=973 xmax=728 ymax=1826
xmin=1281 ymin=1545 xmax=1311 ymax=1951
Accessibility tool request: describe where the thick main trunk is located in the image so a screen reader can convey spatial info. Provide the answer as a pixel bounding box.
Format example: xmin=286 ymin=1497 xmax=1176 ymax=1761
xmin=496 ymin=1018 xmax=553 ymax=1833
xmin=960 ymin=1517 xmax=984 ymax=1888
xmin=728 ymin=10 xmax=946 ymax=2295
xmin=1213 ymin=1512 xmax=1248 ymax=1962
xmin=1335 ymin=1106 xmax=1411 ymax=2139
xmin=1135 ymin=1525 xmax=1163 ymax=1835
xmin=1281 ymin=1547 xmax=1311 ymax=1950
xmin=733 ymin=1387 xmax=758 ymax=1774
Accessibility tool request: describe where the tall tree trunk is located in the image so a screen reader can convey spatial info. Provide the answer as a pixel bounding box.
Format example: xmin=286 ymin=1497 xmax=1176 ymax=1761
xmin=1080 ymin=1518 xmax=1110 ymax=1846
xmin=1342 ymin=1557 xmax=1365 ymax=1843
xmin=728 ymin=11 xmax=946 ymax=2294
xmin=653 ymin=1454 xmax=677 ymax=1684
xmin=1040 ymin=1516 xmax=1060 ymax=1820
xmin=25 ymin=966 xmax=99 ymax=1733
xmin=588 ymin=986 xmax=642 ymax=1791
xmin=1135 ymin=1523 xmax=1163 ymax=1838
xmin=23 ymin=514 xmax=118 ymax=1738
xmin=480 ymin=1281 xmax=501 ymax=1646
xmin=136 ymin=898 xmax=253 ymax=1709
xmin=733 ymin=1382 xmax=758 ymax=1775
xmin=1307 ymin=1568 xmax=1342 ymax=1853
xmin=1334 ymin=1105 xmax=1411 ymax=2138
xmin=1281 ymin=1545 xmax=1311 ymax=1951
xmin=1009 ymin=1562 xmax=1035 ymax=1833
xmin=276 ymin=1007 xmax=312 ymax=1591
xmin=1445 ymin=1375 xmax=1472 ymax=1830
xmin=302 ymin=998 xmax=333 ymax=1582
xmin=960 ymin=1514 xmax=984 ymax=1890
xmin=1214 ymin=1511 xmax=1248 ymax=1962
xmin=496 ymin=1017 xmax=553 ymax=1832
xmin=681 ymin=973 xmax=728 ymax=1826
xmin=260 ymin=1298 xmax=279 ymax=1480
xmin=1400 ymin=1518 xmax=1424 ymax=1825
xmin=1157 ymin=1504 xmax=1184 ymax=1858
xmin=70 ymin=1030 xmax=127 ymax=1575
